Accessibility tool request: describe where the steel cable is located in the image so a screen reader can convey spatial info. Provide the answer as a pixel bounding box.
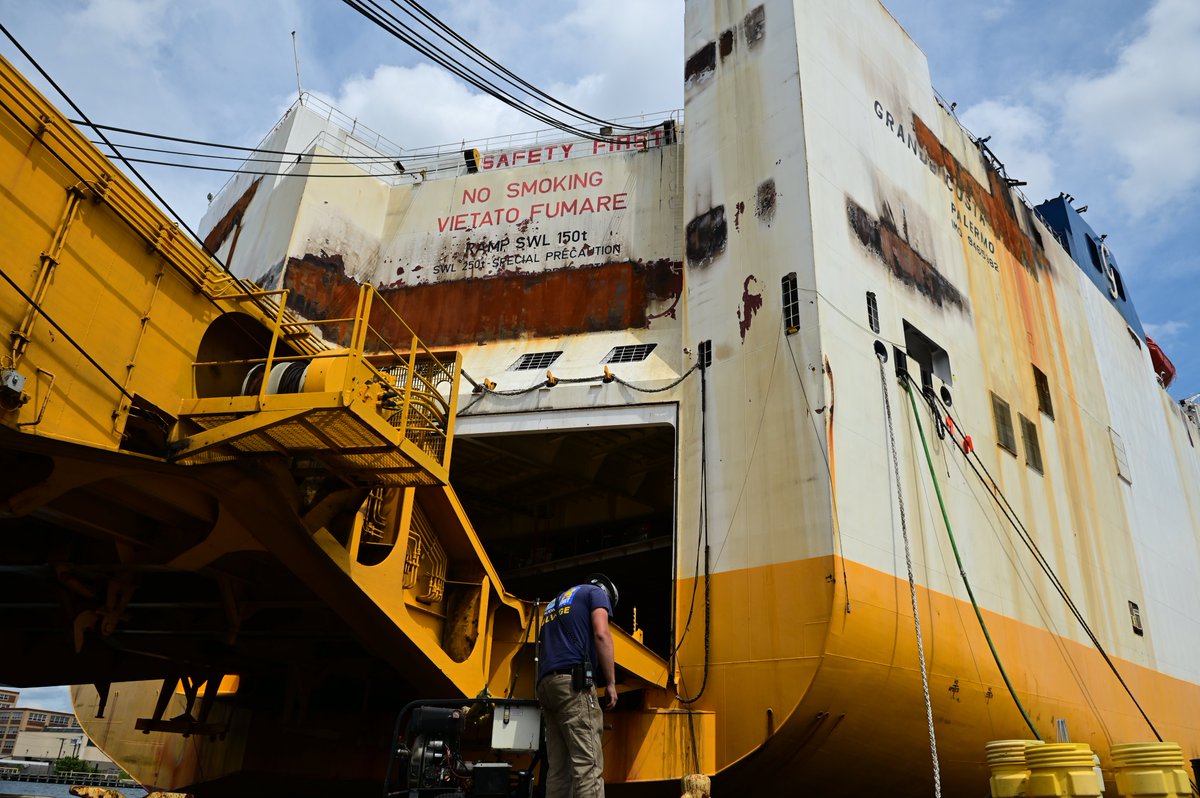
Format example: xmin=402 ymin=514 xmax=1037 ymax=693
xmin=878 ymin=354 xmax=943 ymax=798
xmin=901 ymin=376 xmax=1042 ymax=741
xmin=917 ymin=376 xmax=1163 ymax=743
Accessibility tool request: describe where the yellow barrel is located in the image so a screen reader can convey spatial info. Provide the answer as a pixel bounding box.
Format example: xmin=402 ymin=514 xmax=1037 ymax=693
xmin=986 ymin=739 xmax=1044 ymax=798
xmin=1110 ymin=742 xmax=1191 ymax=798
xmin=1026 ymin=743 xmax=1103 ymax=798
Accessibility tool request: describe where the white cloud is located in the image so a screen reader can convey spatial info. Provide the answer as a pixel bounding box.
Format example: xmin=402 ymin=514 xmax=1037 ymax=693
xmin=9 ymin=685 xmax=73 ymax=714
xmin=956 ymin=0 xmax=1200 ymax=222
xmin=980 ymin=0 xmax=1015 ymax=22
xmin=303 ymin=0 xmax=683 ymax=155
xmin=318 ymin=63 xmax=528 ymax=148
xmin=959 ymin=99 xmax=1057 ymax=202
xmin=946 ymin=0 xmax=1200 ymax=293
xmin=315 ymin=0 xmax=682 ymax=149
xmin=1143 ymin=320 xmax=1188 ymax=341
xmin=69 ymin=0 xmax=170 ymax=50
xmin=551 ymin=0 xmax=683 ymax=119
xmin=1063 ymin=0 xmax=1200 ymax=214
xmin=430 ymin=0 xmax=682 ymax=121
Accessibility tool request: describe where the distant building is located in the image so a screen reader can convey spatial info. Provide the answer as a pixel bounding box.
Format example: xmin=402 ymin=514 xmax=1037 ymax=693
xmin=0 ymin=689 xmax=17 ymax=709
xmin=0 ymin=706 xmax=76 ymax=756
xmin=12 ymin=728 xmax=117 ymax=773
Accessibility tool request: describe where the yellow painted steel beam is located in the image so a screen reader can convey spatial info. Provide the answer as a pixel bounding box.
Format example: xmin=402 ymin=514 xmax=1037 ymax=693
xmin=172 ymin=407 xmax=313 ymax=459
xmin=613 ymin=627 xmax=670 ymax=688
xmin=0 ymin=53 xmax=223 ymax=295
xmin=0 ymin=52 xmax=331 ymax=377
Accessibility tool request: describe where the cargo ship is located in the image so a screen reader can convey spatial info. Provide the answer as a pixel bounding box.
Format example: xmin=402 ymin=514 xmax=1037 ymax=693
xmin=2 ymin=0 xmax=1198 ymax=796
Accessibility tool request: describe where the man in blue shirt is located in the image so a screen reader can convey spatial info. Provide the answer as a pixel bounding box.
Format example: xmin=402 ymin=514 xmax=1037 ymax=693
xmin=536 ymin=574 xmax=618 ymax=798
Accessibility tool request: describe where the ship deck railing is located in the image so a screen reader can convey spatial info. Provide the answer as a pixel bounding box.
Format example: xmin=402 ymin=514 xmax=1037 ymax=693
xmin=176 ymin=282 xmax=461 ymax=487
xmin=206 ymin=90 xmax=684 ymax=196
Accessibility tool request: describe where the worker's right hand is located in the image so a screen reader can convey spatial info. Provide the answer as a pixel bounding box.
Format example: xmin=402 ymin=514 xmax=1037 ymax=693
xmin=601 ymin=684 xmax=617 ymax=710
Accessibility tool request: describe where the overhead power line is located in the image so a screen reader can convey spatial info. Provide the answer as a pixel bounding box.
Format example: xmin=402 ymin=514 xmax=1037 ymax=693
xmin=391 ymin=0 xmax=646 ymax=131
xmin=83 ymin=138 xmax=463 ymax=180
xmin=340 ymin=0 xmax=588 ymax=138
xmin=91 ymin=139 xmax=395 ymax=164
xmin=74 ymin=119 xmax=406 ymax=160
xmin=13 ymin=3 xmax=676 ymax=197
xmin=339 ymin=0 xmax=662 ymax=142
xmin=86 ymin=155 xmax=414 ymax=178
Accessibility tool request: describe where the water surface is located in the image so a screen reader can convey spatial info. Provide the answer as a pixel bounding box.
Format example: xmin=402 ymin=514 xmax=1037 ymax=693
xmin=0 ymin=779 xmax=148 ymax=798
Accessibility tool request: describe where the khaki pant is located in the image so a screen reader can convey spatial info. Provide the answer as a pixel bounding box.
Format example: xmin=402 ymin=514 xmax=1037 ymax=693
xmin=536 ymin=673 xmax=605 ymax=798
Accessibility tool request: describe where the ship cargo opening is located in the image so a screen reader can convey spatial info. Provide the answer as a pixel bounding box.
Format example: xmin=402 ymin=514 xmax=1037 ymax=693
xmin=450 ymin=413 xmax=676 ymax=659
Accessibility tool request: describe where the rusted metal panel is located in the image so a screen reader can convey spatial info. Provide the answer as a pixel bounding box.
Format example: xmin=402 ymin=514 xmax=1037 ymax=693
xmin=273 ymin=135 xmax=682 ymax=311
xmin=283 ymin=253 xmax=682 ymax=347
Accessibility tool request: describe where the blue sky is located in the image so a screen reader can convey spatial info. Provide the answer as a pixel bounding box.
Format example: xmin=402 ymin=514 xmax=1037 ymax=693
xmin=0 ymin=0 xmax=1195 ymax=718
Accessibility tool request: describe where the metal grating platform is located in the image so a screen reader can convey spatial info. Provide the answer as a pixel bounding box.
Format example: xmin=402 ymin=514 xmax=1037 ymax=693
xmin=176 ymin=399 xmax=449 ymax=487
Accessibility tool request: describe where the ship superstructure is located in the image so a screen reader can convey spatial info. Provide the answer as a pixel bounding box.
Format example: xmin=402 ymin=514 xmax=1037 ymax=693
xmin=1 ymin=0 xmax=1199 ymax=796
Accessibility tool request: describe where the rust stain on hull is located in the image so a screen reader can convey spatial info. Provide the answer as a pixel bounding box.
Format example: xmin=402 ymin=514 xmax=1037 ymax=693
xmin=202 ymin=178 xmax=261 ymax=260
xmin=737 ymin=275 xmax=763 ymax=341
xmin=283 ymin=254 xmax=683 ymax=347
xmin=912 ymin=115 xmax=1047 ymax=274
xmin=847 ymin=197 xmax=967 ymax=312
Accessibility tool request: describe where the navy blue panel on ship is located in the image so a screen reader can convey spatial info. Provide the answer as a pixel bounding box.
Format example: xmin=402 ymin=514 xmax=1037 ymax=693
xmin=1035 ymin=196 xmax=1144 ymax=339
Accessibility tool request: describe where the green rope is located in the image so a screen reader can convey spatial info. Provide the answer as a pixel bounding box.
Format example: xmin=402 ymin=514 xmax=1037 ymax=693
xmin=902 ymin=379 xmax=1043 ymax=742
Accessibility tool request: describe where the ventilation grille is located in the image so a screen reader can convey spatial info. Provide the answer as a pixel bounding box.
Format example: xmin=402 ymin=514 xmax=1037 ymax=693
xmin=1129 ymin=600 xmax=1143 ymax=636
xmin=1033 ymin=366 xmax=1054 ymax=418
xmin=511 ymin=351 xmax=563 ymax=371
xmin=603 ymin=344 xmax=657 ymax=364
xmin=1110 ymin=427 xmax=1132 ymax=484
xmin=991 ymin=393 xmax=1017 ymax=455
xmin=1020 ymin=414 xmax=1043 ymax=473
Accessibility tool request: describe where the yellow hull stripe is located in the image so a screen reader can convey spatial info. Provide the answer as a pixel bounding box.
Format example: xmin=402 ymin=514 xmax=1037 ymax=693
xmin=675 ymin=555 xmax=1200 ymax=789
